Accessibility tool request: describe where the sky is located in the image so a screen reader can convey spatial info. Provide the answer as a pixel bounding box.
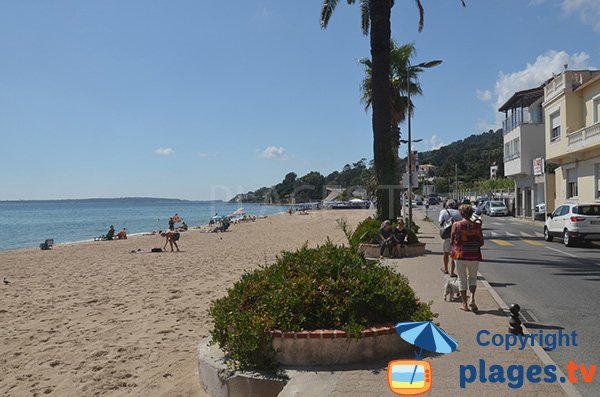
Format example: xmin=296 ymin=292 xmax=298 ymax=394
xmin=1 ymin=0 xmax=599 ymax=200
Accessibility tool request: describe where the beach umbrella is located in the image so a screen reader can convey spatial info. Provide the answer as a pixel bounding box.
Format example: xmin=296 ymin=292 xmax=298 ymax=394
xmin=232 ymin=208 xmax=245 ymax=216
xmin=395 ymin=321 xmax=458 ymax=359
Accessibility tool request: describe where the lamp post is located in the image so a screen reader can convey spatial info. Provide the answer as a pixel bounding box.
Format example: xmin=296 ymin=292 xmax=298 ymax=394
xmin=404 ymin=59 xmax=443 ymax=230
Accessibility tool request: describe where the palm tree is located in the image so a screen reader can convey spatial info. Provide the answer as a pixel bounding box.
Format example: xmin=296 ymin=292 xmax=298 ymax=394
xmin=360 ymin=41 xmax=423 ymax=192
xmin=320 ymin=0 xmax=465 ymax=221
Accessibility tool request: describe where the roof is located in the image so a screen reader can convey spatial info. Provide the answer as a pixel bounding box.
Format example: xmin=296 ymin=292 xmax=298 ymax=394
xmin=574 ymin=72 xmax=600 ymax=92
xmin=498 ymin=85 xmax=545 ymax=112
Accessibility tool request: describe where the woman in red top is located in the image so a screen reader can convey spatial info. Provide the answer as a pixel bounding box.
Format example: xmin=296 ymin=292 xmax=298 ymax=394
xmin=450 ymin=204 xmax=484 ymax=312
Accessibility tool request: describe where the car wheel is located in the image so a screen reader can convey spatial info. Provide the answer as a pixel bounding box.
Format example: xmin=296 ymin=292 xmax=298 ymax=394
xmin=544 ymin=227 xmax=553 ymax=242
xmin=563 ymin=229 xmax=576 ymax=247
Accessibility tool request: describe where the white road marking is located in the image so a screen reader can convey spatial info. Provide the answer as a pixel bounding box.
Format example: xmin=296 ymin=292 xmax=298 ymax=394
xmin=545 ymin=246 xmax=578 ymax=258
xmin=534 ymin=232 xmax=544 ymax=238
xmin=505 ymin=232 xmax=518 ymax=237
xmin=490 ymin=231 xmax=502 ymax=238
xmin=520 ymin=231 xmax=534 ymax=237
xmin=491 ymin=222 xmax=503 ymax=226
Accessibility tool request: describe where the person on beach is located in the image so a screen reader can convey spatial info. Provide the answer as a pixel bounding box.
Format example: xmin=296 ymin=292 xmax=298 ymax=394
xmin=178 ymin=222 xmax=188 ymax=232
xmin=116 ymin=228 xmax=127 ymax=239
xmin=168 ymin=217 xmax=175 ymax=231
xmin=161 ymin=230 xmax=180 ymax=252
xmin=378 ymin=220 xmax=395 ymax=259
xmin=439 ymin=199 xmax=462 ymax=277
xmin=107 ymin=225 xmax=115 ymax=241
xmin=450 ymin=204 xmax=484 ymax=312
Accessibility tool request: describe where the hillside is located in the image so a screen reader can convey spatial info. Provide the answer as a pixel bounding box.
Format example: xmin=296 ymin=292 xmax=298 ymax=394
xmin=230 ymin=129 xmax=504 ymax=203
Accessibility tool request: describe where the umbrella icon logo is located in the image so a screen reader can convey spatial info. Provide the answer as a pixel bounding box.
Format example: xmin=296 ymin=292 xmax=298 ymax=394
xmin=387 ymin=321 xmax=458 ymax=396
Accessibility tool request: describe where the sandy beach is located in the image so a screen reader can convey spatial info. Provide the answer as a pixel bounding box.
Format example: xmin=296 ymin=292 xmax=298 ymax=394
xmin=0 ymin=209 xmax=369 ymax=397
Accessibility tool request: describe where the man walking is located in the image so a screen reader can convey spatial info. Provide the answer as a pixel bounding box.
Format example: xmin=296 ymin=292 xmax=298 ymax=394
xmin=439 ymin=199 xmax=462 ymax=277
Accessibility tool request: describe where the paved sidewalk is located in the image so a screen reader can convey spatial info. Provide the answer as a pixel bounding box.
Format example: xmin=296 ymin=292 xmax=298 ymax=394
xmin=279 ymin=214 xmax=569 ymax=397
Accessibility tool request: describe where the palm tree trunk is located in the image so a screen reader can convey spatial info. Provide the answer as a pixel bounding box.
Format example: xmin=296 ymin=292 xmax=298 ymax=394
xmin=370 ymin=0 xmax=398 ymax=221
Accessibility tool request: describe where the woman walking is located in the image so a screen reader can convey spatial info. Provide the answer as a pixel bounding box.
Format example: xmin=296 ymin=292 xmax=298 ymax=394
xmin=450 ymin=204 xmax=484 ymax=312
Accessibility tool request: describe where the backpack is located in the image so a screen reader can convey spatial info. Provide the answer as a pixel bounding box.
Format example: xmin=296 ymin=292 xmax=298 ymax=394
xmin=439 ymin=209 xmax=455 ymax=239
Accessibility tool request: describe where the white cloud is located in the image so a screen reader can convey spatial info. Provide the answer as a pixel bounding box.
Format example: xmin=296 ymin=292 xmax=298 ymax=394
xmin=154 ymin=147 xmax=175 ymax=156
xmin=428 ymin=135 xmax=445 ymax=150
xmin=561 ymin=0 xmax=600 ymax=31
xmin=477 ymin=50 xmax=594 ymax=129
xmin=259 ymin=146 xmax=286 ymax=159
xmin=476 ymin=89 xmax=493 ymax=102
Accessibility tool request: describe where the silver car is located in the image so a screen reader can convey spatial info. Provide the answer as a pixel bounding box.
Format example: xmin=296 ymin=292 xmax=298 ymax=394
xmin=486 ymin=201 xmax=509 ymax=216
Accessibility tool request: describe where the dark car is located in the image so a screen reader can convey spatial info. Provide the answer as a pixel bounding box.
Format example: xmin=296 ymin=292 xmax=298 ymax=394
xmin=427 ymin=196 xmax=440 ymax=205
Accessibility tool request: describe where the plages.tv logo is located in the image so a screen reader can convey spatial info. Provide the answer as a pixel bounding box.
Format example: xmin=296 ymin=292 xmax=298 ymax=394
xmin=387 ymin=321 xmax=458 ymax=395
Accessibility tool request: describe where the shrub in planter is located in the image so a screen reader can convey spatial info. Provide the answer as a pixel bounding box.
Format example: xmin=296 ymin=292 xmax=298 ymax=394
xmin=209 ymin=242 xmax=435 ymax=370
xmin=350 ymin=218 xmax=420 ymax=246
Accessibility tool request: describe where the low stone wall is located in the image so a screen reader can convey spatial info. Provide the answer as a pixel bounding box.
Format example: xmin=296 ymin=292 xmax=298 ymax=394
xmin=359 ymin=243 xmax=426 ymax=258
xmin=270 ymin=325 xmax=412 ymax=366
xmin=197 ymin=338 xmax=287 ymax=397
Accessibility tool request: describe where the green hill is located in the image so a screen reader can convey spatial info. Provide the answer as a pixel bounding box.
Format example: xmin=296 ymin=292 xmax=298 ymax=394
xmin=230 ymin=129 xmax=504 ymax=203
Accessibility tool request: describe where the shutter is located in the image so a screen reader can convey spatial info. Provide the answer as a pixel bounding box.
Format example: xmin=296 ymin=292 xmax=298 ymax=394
xmin=567 ymin=168 xmax=577 ymax=183
xmin=551 ymin=113 xmax=561 ymax=129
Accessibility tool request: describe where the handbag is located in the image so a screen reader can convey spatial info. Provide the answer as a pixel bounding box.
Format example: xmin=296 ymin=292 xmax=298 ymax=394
xmin=439 ymin=209 xmax=455 ymax=239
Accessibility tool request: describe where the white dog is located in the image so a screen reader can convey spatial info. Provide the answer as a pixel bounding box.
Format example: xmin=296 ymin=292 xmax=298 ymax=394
xmin=443 ymin=277 xmax=460 ymax=301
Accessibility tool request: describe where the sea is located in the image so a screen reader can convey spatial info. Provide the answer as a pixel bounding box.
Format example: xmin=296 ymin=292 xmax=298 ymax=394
xmin=0 ymin=198 xmax=287 ymax=251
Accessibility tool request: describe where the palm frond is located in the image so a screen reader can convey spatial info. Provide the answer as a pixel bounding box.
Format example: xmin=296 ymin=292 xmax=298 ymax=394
xmin=320 ymin=0 xmax=340 ymax=28
xmin=360 ymin=0 xmax=370 ymax=35
xmin=415 ymin=0 xmax=424 ymax=32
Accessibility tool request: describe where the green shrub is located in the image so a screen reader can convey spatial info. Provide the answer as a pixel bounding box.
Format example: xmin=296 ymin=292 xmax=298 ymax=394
xmin=350 ymin=217 xmax=419 ymax=246
xmin=209 ymin=242 xmax=435 ymax=370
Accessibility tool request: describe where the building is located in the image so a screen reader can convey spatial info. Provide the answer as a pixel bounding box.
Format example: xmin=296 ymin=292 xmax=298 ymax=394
xmin=418 ymin=164 xmax=437 ymax=179
xmin=542 ymin=70 xmax=600 ymax=209
xmin=499 ymin=85 xmax=546 ymax=218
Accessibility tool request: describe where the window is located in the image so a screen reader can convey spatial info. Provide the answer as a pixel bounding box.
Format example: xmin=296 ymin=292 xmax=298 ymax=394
xmin=513 ymin=137 xmax=520 ymax=158
xmin=552 ymin=206 xmax=566 ymax=217
xmin=566 ymin=168 xmax=578 ymax=199
xmin=504 ymin=142 xmax=510 ymax=161
xmin=594 ymin=98 xmax=600 ymax=124
xmin=550 ymin=111 xmax=561 ymax=142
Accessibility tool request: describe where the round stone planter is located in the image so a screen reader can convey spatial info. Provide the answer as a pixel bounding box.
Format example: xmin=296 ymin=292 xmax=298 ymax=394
xmin=358 ymin=242 xmax=426 ymax=258
xmin=269 ymin=325 xmax=412 ymax=366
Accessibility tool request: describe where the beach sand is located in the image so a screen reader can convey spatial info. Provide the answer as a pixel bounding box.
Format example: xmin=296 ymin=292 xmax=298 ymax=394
xmin=0 ymin=209 xmax=369 ymax=397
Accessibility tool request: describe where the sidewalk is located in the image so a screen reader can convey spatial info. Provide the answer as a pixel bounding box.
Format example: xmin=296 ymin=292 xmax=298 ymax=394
xmin=279 ymin=213 xmax=570 ymax=397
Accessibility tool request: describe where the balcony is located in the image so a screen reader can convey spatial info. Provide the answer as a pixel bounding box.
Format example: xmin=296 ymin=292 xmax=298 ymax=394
xmin=567 ymin=122 xmax=600 ymax=151
xmin=502 ymin=108 xmax=544 ymax=134
xmin=544 ymin=74 xmax=565 ymax=101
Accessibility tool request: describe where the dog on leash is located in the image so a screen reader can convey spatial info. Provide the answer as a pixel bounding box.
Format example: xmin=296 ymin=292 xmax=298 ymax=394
xmin=443 ymin=276 xmax=460 ymax=301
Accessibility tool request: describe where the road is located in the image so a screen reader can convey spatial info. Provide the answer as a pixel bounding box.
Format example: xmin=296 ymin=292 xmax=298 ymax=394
xmin=422 ymin=204 xmax=600 ymax=396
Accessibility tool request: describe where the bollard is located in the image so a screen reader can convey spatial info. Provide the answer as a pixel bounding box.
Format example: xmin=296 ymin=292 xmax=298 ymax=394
xmin=508 ymin=303 xmax=523 ymax=335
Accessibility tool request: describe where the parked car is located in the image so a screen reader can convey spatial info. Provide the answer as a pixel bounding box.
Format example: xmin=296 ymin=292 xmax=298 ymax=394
xmin=535 ymin=202 xmax=546 ymax=214
xmin=427 ymin=196 xmax=440 ymax=205
xmin=544 ymin=203 xmax=600 ymax=246
xmin=484 ymin=201 xmax=509 ymax=216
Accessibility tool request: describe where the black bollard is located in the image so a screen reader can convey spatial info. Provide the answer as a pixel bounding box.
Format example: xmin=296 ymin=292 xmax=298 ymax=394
xmin=508 ymin=303 xmax=523 ymax=335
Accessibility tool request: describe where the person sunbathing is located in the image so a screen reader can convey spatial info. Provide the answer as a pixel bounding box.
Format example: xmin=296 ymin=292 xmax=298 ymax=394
xmin=116 ymin=228 xmax=127 ymax=239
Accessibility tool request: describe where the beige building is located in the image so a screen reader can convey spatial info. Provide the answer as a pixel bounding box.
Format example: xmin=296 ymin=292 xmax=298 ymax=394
xmin=542 ymin=70 xmax=600 ymax=209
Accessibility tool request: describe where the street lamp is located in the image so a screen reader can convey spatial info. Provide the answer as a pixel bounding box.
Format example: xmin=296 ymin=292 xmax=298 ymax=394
xmin=405 ymin=59 xmax=442 ymax=230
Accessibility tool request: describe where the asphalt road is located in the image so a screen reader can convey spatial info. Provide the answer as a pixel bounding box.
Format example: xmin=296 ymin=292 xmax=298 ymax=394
xmin=422 ymin=204 xmax=600 ymax=396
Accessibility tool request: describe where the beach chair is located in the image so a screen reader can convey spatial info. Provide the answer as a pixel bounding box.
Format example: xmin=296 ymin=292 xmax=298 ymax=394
xmin=40 ymin=239 xmax=54 ymax=250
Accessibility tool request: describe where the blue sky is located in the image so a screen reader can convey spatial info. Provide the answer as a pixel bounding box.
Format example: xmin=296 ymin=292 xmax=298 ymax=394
xmin=1 ymin=0 xmax=599 ymax=200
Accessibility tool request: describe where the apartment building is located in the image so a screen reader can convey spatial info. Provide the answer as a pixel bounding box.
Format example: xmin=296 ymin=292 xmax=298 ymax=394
xmin=499 ymin=85 xmax=546 ymax=218
xmin=542 ymin=70 xmax=600 ymax=208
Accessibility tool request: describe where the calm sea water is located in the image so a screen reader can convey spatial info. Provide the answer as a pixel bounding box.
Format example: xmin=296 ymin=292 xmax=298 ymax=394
xmin=0 ymin=198 xmax=287 ymax=251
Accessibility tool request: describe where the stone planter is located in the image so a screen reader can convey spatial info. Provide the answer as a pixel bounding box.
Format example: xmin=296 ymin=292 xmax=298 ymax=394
xmin=269 ymin=325 xmax=412 ymax=366
xmin=358 ymin=243 xmax=426 ymax=258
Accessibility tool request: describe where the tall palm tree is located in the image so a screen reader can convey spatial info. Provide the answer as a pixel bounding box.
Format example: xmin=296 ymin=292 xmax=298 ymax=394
xmin=320 ymin=0 xmax=465 ymax=221
xmin=360 ymin=41 xmax=423 ymax=196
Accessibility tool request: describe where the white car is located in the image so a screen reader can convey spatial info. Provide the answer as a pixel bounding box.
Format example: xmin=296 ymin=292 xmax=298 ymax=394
xmin=485 ymin=201 xmax=509 ymax=216
xmin=535 ymin=202 xmax=546 ymax=214
xmin=544 ymin=203 xmax=600 ymax=246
